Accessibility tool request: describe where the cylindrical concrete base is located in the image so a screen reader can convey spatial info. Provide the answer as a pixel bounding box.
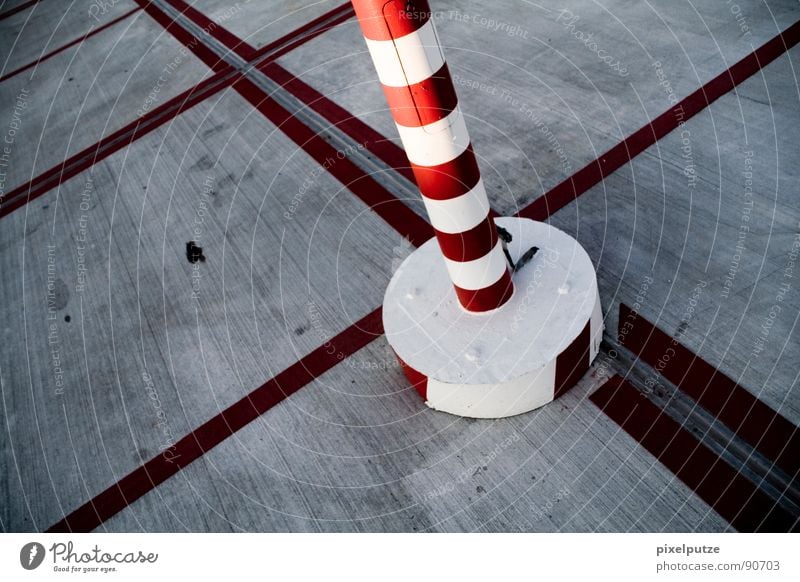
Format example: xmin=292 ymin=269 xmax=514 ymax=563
xmin=383 ymin=217 xmax=603 ymax=418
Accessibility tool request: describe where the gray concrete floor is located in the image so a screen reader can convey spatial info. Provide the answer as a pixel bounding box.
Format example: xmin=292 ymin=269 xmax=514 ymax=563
xmin=0 ymin=0 xmax=797 ymax=532
xmin=0 ymin=0 xmax=137 ymax=74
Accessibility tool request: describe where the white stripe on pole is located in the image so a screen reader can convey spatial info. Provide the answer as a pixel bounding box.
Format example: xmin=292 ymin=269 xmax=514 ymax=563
xmin=443 ymin=242 xmax=508 ymax=290
xmin=421 ymin=180 xmax=490 ymax=233
xmin=364 ymin=19 xmax=444 ymax=87
xmin=395 ymin=107 xmax=470 ymax=166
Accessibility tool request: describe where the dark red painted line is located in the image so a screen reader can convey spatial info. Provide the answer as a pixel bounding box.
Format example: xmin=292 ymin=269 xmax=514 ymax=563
xmin=48 ymin=308 xmax=385 ymax=532
xmin=0 ymin=7 xmax=141 ymax=84
xmin=0 ymin=71 xmax=232 ymax=219
xmin=166 ymin=2 xmax=406 ymax=186
xmin=590 ymin=376 xmax=798 ymax=532
xmin=262 ymin=61 xmax=415 ymax=184
xmin=262 ymin=19 xmax=800 ymax=224
xmin=158 ymin=0 xmax=355 ymax=65
xmin=146 ymin=0 xmax=420 ymax=240
xmin=250 ymin=3 xmax=354 ymax=63
xmin=134 ymin=0 xmax=233 ymax=73
xmin=252 ymin=67 xmax=514 ymax=225
xmin=148 ymin=2 xmax=418 ymax=244
xmin=517 ymin=19 xmax=800 ymax=221
xmin=42 ymin=3 xmax=800 ymax=534
xmin=0 ymin=3 xmax=347 ymax=220
xmin=0 ymin=0 xmax=40 ymax=21
xmin=234 ymin=76 xmax=431 ymax=246
xmin=618 ymin=303 xmax=800 ymax=479
xmin=43 ymin=1 xmax=427 ymax=531
xmin=160 ymin=0 xmax=256 ymax=61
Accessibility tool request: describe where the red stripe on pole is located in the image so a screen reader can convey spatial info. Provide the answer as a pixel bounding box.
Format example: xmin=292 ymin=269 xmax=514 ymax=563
xmin=434 ymin=216 xmax=496 ymax=262
xmin=453 ymin=270 xmax=513 ymax=313
xmin=383 ymin=62 xmax=458 ymax=127
xmin=351 ymin=0 xmax=430 ymax=41
xmin=260 ymin=61 xmax=416 ymax=184
xmin=43 ymin=4 xmax=800 ymax=535
xmin=251 ymin=5 xmax=355 ymax=62
xmin=618 ymin=303 xmax=800 ymax=479
xmin=590 ymin=376 xmax=798 ymax=532
xmin=554 ymin=320 xmax=590 ymax=398
xmin=411 ymin=146 xmax=481 ymax=200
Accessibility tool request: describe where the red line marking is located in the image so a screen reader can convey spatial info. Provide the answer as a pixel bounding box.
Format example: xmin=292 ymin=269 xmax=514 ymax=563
xmin=396 ymin=353 xmax=427 ymax=401
xmin=618 ymin=303 xmax=800 ymax=479
xmin=262 ymin=62 xmax=415 ymax=183
xmin=153 ymin=0 xmax=423 ymax=242
xmin=160 ymin=0 xmax=256 ymax=61
xmin=133 ymin=0 xmax=233 ymax=73
xmin=250 ymin=3 xmax=354 ymax=63
xmin=590 ymin=376 xmax=798 ymax=532
xmin=0 ymin=0 xmax=40 ymax=21
xmin=260 ymin=19 xmax=800 ymax=225
xmin=0 ymin=7 xmax=142 ymax=84
xmin=234 ymin=76 xmax=431 ymax=246
xmin=42 ymin=0 xmax=425 ymax=531
xmin=42 ymin=7 xmax=800 ymax=532
xmin=157 ymin=1 xmax=355 ymax=65
xmin=0 ymin=72 xmax=232 ymax=219
xmin=0 ymin=2 xmax=349 ymax=219
xmin=47 ymin=309 xmax=385 ymax=532
xmin=382 ymin=62 xmax=458 ymax=127
xmin=517 ymin=19 xmax=800 ymax=221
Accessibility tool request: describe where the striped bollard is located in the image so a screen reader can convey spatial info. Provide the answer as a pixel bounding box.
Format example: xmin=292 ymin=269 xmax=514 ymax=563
xmin=353 ymin=0 xmax=603 ymax=417
xmin=353 ymin=0 xmax=512 ymax=312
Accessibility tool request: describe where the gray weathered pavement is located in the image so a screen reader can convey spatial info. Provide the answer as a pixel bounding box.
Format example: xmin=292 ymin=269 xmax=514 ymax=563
xmin=1 ymin=0 xmax=797 ymax=532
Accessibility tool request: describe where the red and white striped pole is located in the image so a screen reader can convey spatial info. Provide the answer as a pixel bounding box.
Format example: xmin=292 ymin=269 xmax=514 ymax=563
xmin=351 ymin=0 xmax=513 ymax=313
xmin=357 ymin=0 xmax=604 ymax=418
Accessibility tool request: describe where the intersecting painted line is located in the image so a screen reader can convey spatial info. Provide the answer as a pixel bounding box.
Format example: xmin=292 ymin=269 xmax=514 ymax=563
xmin=47 ymin=3 xmax=800 ymax=531
xmin=145 ymin=0 xmax=431 ymax=243
xmin=617 ymin=303 xmax=800 ymax=480
xmin=590 ymin=376 xmax=798 ymax=532
xmin=157 ymin=0 xmax=256 ymax=61
xmin=0 ymin=1 xmax=355 ymax=219
xmin=0 ymin=7 xmax=142 ymax=83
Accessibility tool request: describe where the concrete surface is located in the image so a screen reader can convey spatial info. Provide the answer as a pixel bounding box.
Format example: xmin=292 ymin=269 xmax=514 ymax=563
xmin=0 ymin=0 xmax=797 ymax=532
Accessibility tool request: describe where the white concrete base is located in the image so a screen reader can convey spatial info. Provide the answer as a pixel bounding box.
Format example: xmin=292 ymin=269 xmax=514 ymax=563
xmin=383 ymin=217 xmax=603 ymax=418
